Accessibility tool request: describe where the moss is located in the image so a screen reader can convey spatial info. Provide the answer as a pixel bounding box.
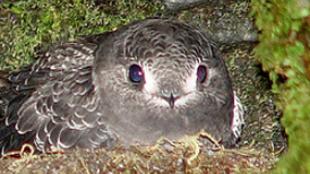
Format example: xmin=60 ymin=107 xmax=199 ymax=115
xmin=251 ymin=0 xmax=310 ymax=173
xmin=0 ymin=0 xmax=163 ymax=70
xmin=0 ymin=0 xmax=290 ymax=172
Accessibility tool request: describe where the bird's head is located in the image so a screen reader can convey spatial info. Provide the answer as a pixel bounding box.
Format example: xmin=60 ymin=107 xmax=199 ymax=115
xmin=93 ymin=19 xmax=235 ymax=145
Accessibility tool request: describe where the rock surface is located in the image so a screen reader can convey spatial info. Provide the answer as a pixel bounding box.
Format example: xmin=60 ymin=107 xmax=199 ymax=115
xmin=164 ymin=0 xmax=227 ymax=11
xmin=168 ymin=1 xmax=258 ymax=45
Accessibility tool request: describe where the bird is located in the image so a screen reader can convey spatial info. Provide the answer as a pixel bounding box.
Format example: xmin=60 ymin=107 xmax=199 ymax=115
xmin=0 ymin=18 xmax=244 ymax=155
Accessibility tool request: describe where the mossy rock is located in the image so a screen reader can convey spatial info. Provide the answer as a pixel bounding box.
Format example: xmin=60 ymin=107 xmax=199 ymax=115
xmin=0 ymin=0 xmax=162 ymax=70
xmin=252 ymin=0 xmax=310 ymax=173
xmin=1 ymin=0 xmax=306 ymax=173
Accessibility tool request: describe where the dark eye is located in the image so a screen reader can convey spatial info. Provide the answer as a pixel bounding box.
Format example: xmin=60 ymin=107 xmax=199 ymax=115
xmin=129 ymin=64 xmax=144 ymax=83
xmin=197 ymin=65 xmax=207 ymax=83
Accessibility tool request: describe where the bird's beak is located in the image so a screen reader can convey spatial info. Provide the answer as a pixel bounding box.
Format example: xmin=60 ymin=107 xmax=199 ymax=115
xmin=168 ymin=94 xmax=175 ymax=109
xmin=161 ymin=93 xmax=178 ymax=109
xmin=159 ymin=83 xmax=182 ymax=109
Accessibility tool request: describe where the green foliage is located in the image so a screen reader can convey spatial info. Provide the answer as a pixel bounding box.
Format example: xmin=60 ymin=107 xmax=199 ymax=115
xmin=0 ymin=0 xmax=163 ymax=70
xmin=251 ymin=0 xmax=310 ymax=173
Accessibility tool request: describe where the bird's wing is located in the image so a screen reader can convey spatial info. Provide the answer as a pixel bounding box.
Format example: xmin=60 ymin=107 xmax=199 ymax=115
xmin=2 ymin=41 xmax=113 ymax=153
xmin=231 ymin=92 xmax=245 ymax=139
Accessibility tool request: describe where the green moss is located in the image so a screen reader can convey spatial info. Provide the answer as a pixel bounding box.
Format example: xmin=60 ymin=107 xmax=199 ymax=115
xmin=251 ymin=0 xmax=310 ymax=173
xmin=0 ymin=0 xmax=163 ymax=70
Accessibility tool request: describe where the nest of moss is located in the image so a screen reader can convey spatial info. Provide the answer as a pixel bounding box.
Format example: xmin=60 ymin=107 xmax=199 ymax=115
xmin=0 ymin=132 xmax=278 ymax=174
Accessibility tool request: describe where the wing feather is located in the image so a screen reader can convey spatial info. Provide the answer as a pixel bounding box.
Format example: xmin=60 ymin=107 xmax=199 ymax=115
xmin=58 ymin=128 xmax=83 ymax=149
xmin=1 ymin=40 xmax=113 ymax=154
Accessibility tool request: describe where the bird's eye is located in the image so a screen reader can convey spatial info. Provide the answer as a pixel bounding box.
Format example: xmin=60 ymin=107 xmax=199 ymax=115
xmin=197 ymin=65 xmax=207 ymax=83
xmin=129 ymin=64 xmax=144 ymax=83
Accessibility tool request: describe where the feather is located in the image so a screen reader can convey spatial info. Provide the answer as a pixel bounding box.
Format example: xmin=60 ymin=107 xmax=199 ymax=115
xmin=0 ymin=19 xmax=244 ymax=155
xmin=58 ymin=128 xmax=82 ymax=149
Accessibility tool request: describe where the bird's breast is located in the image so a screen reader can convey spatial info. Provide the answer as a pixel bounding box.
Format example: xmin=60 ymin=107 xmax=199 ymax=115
xmin=105 ymin=106 xmax=205 ymax=146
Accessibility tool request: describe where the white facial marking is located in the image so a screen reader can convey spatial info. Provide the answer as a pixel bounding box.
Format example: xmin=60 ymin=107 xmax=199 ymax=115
xmin=148 ymin=96 xmax=170 ymax=107
xmin=142 ymin=62 xmax=203 ymax=108
xmin=183 ymin=63 xmax=199 ymax=93
xmin=143 ymin=66 xmax=158 ymax=94
xmin=175 ymin=93 xmax=198 ymax=107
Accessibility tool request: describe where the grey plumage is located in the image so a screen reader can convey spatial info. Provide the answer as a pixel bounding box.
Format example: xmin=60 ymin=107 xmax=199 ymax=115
xmin=0 ymin=18 xmax=242 ymax=155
